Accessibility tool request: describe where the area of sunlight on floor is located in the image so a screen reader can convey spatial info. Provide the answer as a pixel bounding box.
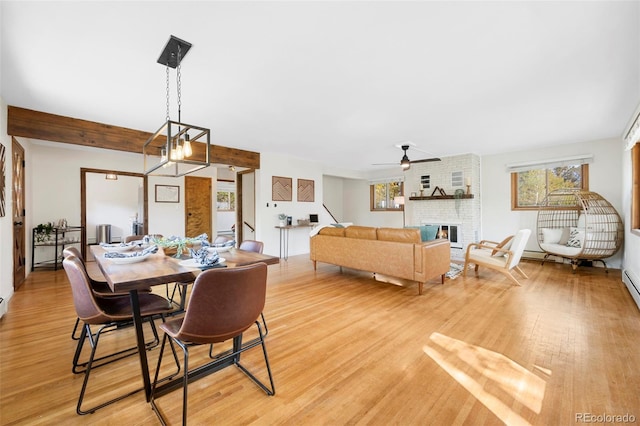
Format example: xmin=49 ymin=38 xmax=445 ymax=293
xmin=424 ymin=332 xmax=548 ymax=426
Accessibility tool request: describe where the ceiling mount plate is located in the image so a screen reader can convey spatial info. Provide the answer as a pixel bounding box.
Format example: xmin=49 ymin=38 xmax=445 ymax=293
xmin=157 ymin=35 xmax=192 ymax=68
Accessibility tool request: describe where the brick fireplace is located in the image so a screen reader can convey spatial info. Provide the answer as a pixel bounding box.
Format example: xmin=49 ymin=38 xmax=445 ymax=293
xmin=403 ymin=153 xmax=481 ymax=260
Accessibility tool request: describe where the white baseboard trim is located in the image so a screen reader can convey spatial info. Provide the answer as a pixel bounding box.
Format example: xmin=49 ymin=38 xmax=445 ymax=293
xmin=623 ymin=269 xmax=640 ymax=311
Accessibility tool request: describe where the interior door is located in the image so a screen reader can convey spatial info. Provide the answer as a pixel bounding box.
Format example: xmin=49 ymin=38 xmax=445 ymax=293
xmin=12 ymin=137 xmax=26 ymax=290
xmin=185 ymin=176 xmax=212 ymax=238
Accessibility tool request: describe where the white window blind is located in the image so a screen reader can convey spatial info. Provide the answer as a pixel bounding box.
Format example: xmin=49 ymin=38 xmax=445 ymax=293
xmin=505 ymin=154 xmax=593 ymax=173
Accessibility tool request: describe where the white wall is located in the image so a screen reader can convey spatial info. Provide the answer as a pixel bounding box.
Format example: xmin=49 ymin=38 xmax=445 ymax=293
xmin=0 ymin=97 xmax=12 ymax=317
xmin=322 ymin=175 xmax=345 ymax=222
xmin=254 ymin=152 xmax=329 ymax=257
xmin=622 ymin=100 xmax=640 ymax=308
xmin=86 ymin=173 xmax=141 ymax=243
xmin=481 ymin=138 xmax=624 ymax=268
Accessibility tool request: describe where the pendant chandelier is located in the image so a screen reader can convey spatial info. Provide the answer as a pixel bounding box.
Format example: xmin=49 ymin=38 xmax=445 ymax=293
xmin=143 ymin=35 xmax=210 ymax=177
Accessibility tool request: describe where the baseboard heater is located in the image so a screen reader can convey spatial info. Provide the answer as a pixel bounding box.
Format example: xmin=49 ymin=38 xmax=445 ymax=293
xmin=623 ymin=269 xmax=640 ymax=311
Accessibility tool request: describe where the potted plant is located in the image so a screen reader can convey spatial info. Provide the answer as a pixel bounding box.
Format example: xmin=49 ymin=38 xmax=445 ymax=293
xmin=152 ymin=235 xmax=205 ymax=257
xmin=34 ymin=222 xmax=54 ymax=243
xmin=278 ymin=213 xmax=287 ymax=227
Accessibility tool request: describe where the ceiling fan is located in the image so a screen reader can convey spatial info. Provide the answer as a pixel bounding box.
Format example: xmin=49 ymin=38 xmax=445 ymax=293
xmin=373 ymin=144 xmax=441 ymax=170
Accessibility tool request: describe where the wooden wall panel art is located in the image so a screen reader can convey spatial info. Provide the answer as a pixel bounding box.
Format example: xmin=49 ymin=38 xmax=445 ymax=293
xmin=272 ymin=176 xmax=292 ymax=201
xmin=297 ymin=179 xmax=315 ymax=202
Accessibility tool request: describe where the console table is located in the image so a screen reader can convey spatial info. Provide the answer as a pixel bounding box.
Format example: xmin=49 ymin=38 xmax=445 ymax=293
xmin=275 ymin=225 xmax=313 ymax=260
xmin=31 ymin=226 xmax=84 ymax=271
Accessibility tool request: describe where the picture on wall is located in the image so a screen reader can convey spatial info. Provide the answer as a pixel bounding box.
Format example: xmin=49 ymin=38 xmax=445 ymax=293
xmin=297 ymin=178 xmax=314 ymax=202
xmin=421 ymin=175 xmax=430 ymax=189
xmin=272 ymin=176 xmax=292 ymax=201
xmin=155 ymin=184 xmax=180 ymax=203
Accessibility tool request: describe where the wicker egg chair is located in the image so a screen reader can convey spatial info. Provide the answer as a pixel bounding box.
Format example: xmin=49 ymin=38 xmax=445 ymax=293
xmin=536 ymin=189 xmax=623 ymax=272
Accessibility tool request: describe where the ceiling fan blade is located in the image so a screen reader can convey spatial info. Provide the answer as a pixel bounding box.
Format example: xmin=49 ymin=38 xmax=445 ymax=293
xmin=372 ymin=163 xmax=398 ymax=166
xmin=410 ymin=157 xmax=441 ymax=164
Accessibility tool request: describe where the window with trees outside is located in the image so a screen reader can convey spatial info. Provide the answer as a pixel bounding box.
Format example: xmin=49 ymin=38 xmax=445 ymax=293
xmin=370 ymin=181 xmax=404 ymax=211
xmin=511 ymin=164 xmax=589 ymax=210
xmin=216 ymin=190 xmax=235 ymax=211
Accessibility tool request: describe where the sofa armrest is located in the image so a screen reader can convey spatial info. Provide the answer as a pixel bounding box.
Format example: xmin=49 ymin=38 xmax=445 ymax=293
xmin=414 ymin=239 xmax=451 ymax=285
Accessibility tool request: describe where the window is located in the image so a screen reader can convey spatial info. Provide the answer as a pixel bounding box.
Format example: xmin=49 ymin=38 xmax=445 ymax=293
xmin=370 ymin=181 xmax=403 ymax=211
xmin=216 ymin=190 xmax=235 ymax=211
xmin=511 ymin=164 xmax=589 ymax=210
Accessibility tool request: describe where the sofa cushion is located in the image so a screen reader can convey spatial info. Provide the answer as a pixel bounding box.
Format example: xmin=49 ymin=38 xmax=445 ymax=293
xmin=345 ymin=226 xmax=378 ymax=240
xmin=319 ymin=227 xmax=345 ymax=237
xmin=378 ymin=227 xmax=421 ymax=244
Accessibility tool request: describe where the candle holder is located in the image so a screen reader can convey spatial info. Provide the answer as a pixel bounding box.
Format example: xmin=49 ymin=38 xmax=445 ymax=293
xmin=466 ymin=185 xmax=471 ymax=195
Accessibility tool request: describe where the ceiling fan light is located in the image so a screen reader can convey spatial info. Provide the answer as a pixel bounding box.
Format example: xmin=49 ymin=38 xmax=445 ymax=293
xmin=400 ymin=155 xmax=411 ymax=170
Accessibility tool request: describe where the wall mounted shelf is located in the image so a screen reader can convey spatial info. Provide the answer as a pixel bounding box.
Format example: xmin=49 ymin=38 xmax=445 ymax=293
xmin=409 ymin=194 xmax=474 ymax=201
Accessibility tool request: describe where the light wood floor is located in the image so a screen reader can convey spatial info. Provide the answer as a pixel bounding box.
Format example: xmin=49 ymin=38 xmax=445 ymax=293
xmin=1 ymin=256 xmax=639 ymax=425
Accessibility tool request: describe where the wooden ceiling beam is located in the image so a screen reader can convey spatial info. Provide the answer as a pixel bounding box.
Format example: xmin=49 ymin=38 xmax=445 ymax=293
xmin=7 ymin=106 xmax=260 ymax=170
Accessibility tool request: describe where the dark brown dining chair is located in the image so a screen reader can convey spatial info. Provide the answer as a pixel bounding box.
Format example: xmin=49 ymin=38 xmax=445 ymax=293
xmin=62 ymin=246 xmax=151 ymax=340
xmin=150 ymin=263 xmax=275 ymax=425
xmin=238 ymin=239 xmax=264 ymax=254
xmin=236 ymin=240 xmax=269 ymax=335
xmin=63 ymin=255 xmax=178 ymax=415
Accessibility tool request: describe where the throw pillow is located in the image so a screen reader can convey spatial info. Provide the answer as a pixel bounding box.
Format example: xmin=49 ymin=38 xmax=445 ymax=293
xmin=541 ymin=228 xmax=563 ymax=244
xmin=558 ymin=227 xmax=571 ymax=245
xmin=491 ymin=235 xmax=513 ymax=256
xmin=566 ymin=227 xmax=584 ymax=248
xmin=422 ymin=225 xmax=439 ymax=241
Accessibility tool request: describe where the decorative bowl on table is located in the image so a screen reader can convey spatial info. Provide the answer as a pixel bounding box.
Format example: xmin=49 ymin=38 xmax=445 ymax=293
xmin=107 ymin=253 xmax=152 ymax=264
xmin=179 ymin=257 xmax=226 ymax=268
xmin=206 ymin=245 xmax=232 ymax=253
xmin=100 ymin=243 xmax=134 ymax=253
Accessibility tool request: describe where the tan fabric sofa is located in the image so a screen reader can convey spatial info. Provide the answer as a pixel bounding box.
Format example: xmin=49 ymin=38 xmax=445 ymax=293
xmin=310 ymin=225 xmax=451 ymax=295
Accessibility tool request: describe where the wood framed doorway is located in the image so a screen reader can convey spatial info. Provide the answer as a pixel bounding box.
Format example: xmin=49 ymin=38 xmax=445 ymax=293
xmin=12 ymin=137 xmax=26 ymax=290
xmin=80 ymin=168 xmax=148 ymax=260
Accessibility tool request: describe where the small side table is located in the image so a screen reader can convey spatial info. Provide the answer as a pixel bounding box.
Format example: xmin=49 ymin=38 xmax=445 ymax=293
xmin=275 ymin=225 xmax=313 ymax=260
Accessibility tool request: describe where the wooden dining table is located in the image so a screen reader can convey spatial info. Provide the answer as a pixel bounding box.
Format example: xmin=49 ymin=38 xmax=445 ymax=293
xmin=90 ymin=244 xmax=279 ymax=402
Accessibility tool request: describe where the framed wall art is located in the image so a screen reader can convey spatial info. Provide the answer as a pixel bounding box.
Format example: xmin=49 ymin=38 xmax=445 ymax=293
xmin=297 ymin=178 xmax=315 ymax=202
xmin=272 ymin=176 xmax=292 ymax=201
xmin=155 ymin=184 xmax=180 ymax=203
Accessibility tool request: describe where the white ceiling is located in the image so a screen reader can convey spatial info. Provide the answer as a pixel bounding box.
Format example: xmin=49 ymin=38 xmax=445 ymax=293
xmin=1 ymin=1 xmax=639 ymax=173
